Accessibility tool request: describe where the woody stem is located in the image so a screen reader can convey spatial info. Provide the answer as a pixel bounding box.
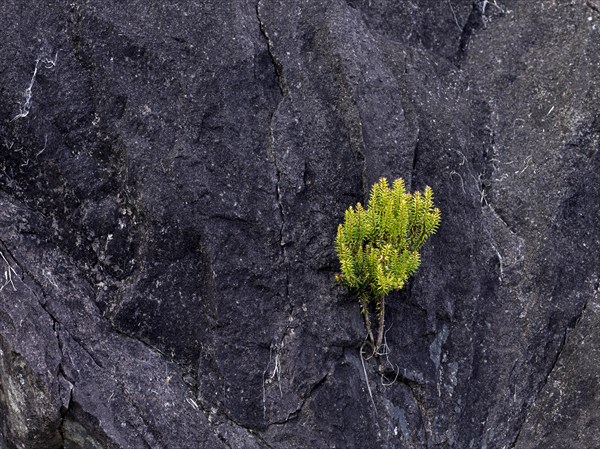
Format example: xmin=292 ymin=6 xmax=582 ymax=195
xmin=375 ymin=297 xmax=385 ymax=354
xmin=359 ymin=292 xmax=374 ymax=344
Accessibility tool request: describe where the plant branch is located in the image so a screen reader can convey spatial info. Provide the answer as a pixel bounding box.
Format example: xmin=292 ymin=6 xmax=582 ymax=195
xmin=375 ymin=297 xmax=385 ymax=354
xmin=359 ymin=291 xmax=375 ymax=345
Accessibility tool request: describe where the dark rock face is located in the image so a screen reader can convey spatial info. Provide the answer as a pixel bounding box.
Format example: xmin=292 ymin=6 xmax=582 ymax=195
xmin=1 ymin=1 xmax=599 ymax=448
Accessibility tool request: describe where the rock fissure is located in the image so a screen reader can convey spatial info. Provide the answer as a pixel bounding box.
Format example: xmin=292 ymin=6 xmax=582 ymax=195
xmin=0 ymin=238 xmax=60 ymax=350
xmin=193 ymin=382 xmax=272 ymax=449
xmin=250 ymin=431 xmax=276 ymax=449
xmin=255 ymin=0 xmax=291 ymax=317
xmin=258 ymin=27 xmax=294 ymax=347
xmin=508 ymin=293 xmax=592 ymax=449
xmin=486 ymin=203 xmax=519 ymax=237
xmin=266 ymin=106 xmax=293 ymax=336
xmin=569 ymin=292 xmax=592 ymax=333
xmin=88 ymin=286 xmax=196 ymax=383
xmin=271 ymin=373 xmax=329 ymax=427
xmin=447 ymin=0 xmax=464 ymax=30
xmin=587 ymin=0 xmax=600 ymax=14
xmin=0 ymin=237 xmax=74 ymax=446
xmin=57 ymin=381 xmax=74 ymax=448
xmin=65 ymin=331 xmax=104 ymax=370
xmin=456 ymin=1 xmax=487 ymax=63
xmin=256 ymin=1 xmax=287 ymax=96
xmin=539 ymin=299 xmax=589 ymax=392
xmin=0 ymin=239 xmax=105 ymax=374
xmin=109 ymin=319 xmax=183 ymax=369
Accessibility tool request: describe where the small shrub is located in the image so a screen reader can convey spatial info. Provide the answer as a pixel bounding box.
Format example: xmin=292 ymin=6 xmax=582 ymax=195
xmin=335 ymin=178 xmax=441 ymax=354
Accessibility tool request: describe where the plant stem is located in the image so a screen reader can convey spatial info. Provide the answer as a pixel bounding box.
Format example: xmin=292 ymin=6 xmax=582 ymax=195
xmin=375 ymin=297 xmax=385 ymax=354
xmin=359 ymin=292 xmax=374 ymax=345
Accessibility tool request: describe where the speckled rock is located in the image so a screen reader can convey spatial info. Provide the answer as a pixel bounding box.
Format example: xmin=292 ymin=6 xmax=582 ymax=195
xmin=0 ymin=1 xmax=598 ymax=448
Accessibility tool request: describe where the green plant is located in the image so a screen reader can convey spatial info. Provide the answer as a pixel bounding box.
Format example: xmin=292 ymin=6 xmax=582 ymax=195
xmin=335 ymin=178 xmax=441 ymax=354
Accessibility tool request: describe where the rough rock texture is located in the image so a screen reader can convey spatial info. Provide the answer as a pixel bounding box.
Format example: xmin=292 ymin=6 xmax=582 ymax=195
xmin=1 ymin=0 xmax=599 ymax=448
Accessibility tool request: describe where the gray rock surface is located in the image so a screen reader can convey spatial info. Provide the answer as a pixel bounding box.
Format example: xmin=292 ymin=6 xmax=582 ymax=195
xmin=0 ymin=0 xmax=598 ymax=448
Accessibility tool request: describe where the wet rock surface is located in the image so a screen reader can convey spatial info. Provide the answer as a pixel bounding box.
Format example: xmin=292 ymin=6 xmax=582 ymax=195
xmin=0 ymin=1 xmax=599 ymax=448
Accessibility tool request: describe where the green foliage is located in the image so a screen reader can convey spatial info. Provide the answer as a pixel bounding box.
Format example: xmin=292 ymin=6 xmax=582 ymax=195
xmin=335 ymin=178 xmax=441 ymax=352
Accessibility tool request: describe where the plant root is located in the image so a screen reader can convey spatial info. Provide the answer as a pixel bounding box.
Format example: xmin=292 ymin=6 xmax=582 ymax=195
xmin=359 ymin=339 xmax=377 ymax=415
